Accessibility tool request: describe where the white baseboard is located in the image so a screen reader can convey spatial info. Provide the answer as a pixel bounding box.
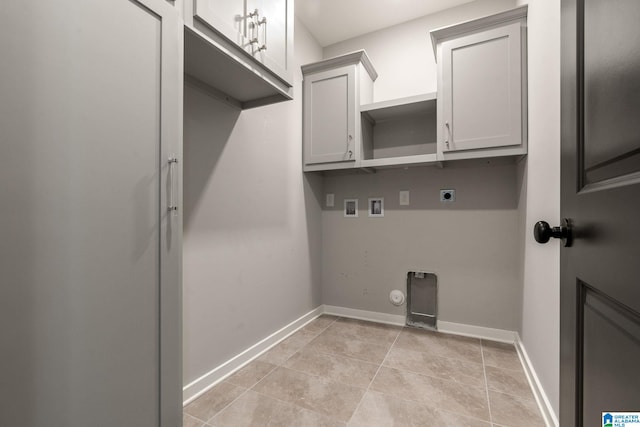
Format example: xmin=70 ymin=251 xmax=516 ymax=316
xmin=437 ymin=320 xmax=517 ymax=343
xmin=323 ymin=305 xmax=517 ymax=343
xmin=515 ymin=334 xmax=559 ymax=427
xmin=182 ymin=306 xmax=323 ymax=405
xmin=322 ymin=305 xmax=406 ymax=326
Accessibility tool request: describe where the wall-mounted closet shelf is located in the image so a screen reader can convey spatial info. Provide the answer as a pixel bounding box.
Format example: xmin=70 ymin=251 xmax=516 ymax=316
xmin=184 ymin=27 xmax=293 ymax=109
xmin=360 ymin=93 xmax=437 ymax=121
xmin=360 ymin=154 xmax=442 ymax=169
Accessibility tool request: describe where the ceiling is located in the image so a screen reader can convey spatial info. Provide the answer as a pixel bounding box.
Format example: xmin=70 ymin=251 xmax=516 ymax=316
xmin=295 ymin=0 xmax=475 ymax=47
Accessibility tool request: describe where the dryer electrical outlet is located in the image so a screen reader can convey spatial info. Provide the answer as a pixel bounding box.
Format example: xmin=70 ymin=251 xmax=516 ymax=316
xmin=440 ymin=189 xmax=455 ymax=202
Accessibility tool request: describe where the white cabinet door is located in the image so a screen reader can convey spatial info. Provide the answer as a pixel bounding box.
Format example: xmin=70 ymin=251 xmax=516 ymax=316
xmin=304 ymin=66 xmax=357 ymax=165
xmin=441 ymin=22 xmax=522 ymax=152
xmin=246 ymin=0 xmax=293 ymax=83
xmin=0 ymin=0 xmax=182 ymax=425
xmin=194 ymin=0 xmax=247 ymax=46
xmin=193 ymin=0 xmax=292 ymax=84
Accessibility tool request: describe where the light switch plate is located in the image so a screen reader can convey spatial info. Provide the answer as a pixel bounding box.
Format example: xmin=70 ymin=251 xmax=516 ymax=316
xmin=399 ymin=190 xmax=410 ymax=206
xmin=326 ymin=193 xmax=335 ymax=207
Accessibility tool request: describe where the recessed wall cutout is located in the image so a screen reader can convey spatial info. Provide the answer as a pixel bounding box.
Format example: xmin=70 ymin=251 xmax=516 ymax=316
xmin=344 ymin=199 xmax=358 ymax=217
xmin=368 ymin=198 xmax=384 ymax=217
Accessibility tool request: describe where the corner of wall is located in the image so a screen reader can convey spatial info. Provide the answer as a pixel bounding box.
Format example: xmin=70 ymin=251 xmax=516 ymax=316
xmin=182 ymin=13 xmax=325 ymax=392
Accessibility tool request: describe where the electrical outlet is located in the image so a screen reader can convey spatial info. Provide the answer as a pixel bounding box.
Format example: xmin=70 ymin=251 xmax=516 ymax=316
xmin=440 ymin=189 xmax=455 ymax=202
xmin=399 ymin=190 xmax=410 ymax=206
xmin=326 ymin=193 xmax=334 ymax=207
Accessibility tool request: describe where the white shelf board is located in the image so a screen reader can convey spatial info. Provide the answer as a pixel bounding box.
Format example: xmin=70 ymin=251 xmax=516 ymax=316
xmin=303 ymin=160 xmax=358 ymax=172
xmin=360 ymin=93 xmax=437 ymax=121
xmin=360 ymin=153 xmax=440 ymax=169
xmin=184 ymin=26 xmax=293 ymax=109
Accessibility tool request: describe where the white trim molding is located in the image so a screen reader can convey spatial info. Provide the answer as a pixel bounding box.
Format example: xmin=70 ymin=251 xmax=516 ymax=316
xmin=437 ymin=320 xmax=517 ymax=343
xmin=182 ymin=306 xmax=323 ymax=405
xmin=515 ymin=334 xmax=559 ymax=427
xmin=322 ymin=305 xmax=405 ymax=326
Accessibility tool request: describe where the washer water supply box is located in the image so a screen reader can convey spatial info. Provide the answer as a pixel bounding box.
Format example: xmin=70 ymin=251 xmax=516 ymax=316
xmin=406 ymin=271 xmax=437 ymax=330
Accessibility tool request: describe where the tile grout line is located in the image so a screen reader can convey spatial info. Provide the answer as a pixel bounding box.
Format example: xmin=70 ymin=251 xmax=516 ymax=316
xmin=360 ymin=337 xmax=493 ymax=424
xmin=194 ymin=348 xmax=288 ymax=424
xmin=482 ymin=342 xmax=547 ymax=425
xmin=480 ymin=339 xmax=494 ymax=425
xmin=184 ymin=412 xmax=207 ymax=424
xmin=183 ymin=412 xmax=208 ymax=426
xmin=191 ymin=316 xmax=342 ymax=425
xmin=221 ymin=315 xmax=343 ymax=423
xmin=303 ymin=317 xmax=403 ymax=365
xmin=202 ymin=384 xmax=252 ymax=425
xmin=257 ymin=315 xmax=339 ymax=366
xmin=205 ymin=342 xmax=306 ymax=423
xmin=278 ymin=315 xmax=341 ymax=365
xmin=343 ymin=324 xmax=493 ymax=425
xmin=365 ymin=363 xmax=495 ymax=425
xmin=251 ymin=315 xmax=340 ymax=387
xmin=249 ymin=387 xmax=326 ymax=416
xmin=251 ymin=384 xmax=357 ymax=423
xmin=345 ymin=325 xmax=404 ymax=425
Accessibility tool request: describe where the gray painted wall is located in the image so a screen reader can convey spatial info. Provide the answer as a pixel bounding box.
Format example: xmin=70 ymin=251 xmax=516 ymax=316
xmin=322 ymin=160 xmax=521 ymax=330
xmin=323 ymin=0 xmax=519 ymax=103
xmin=516 ymin=0 xmax=561 ymax=417
xmin=323 ymin=0 xmax=562 ymax=417
xmin=182 ymin=18 xmax=323 ymax=386
xmin=320 ymin=0 xmax=521 ymax=331
xmin=182 ymin=0 xmax=562 ymax=417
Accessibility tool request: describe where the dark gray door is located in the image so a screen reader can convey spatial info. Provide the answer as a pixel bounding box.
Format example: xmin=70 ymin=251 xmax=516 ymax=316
xmin=0 ymin=0 xmax=182 ymax=425
xmin=560 ymin=0 xmax=640 ymax=424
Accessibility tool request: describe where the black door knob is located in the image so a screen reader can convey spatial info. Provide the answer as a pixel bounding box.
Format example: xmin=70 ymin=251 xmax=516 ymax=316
xmin=534 ymin=219 xmax=572 ymax=247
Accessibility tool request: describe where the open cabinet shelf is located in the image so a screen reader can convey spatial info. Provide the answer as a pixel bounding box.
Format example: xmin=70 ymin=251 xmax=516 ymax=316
xmin=360 ymin=93 xmax=440 ymax=169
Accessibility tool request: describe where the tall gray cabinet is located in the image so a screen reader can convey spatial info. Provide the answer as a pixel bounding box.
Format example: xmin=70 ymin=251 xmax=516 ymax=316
xmin=0 ymin=0 xmax=183 ymax=425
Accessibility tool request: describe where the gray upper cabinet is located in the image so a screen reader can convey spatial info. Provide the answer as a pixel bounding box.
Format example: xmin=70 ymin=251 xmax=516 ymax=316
xmin=302 ymin=51 xmax=377 ymax=171
xmin=304 ymin=66 xmax=356 ymax=166
xmin=432 ymin=6 xmax=528 ymax=161
xmin=184 ymin=0 xmax=294 ymax=109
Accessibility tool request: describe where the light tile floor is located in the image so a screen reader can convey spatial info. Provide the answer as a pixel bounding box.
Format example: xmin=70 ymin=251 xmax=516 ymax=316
xmin=184 ymin=315 xmax=546 ymax=427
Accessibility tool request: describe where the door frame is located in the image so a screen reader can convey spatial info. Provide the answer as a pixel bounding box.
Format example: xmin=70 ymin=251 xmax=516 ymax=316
xmin=144 ymin=0 xmax=185 ymax=424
